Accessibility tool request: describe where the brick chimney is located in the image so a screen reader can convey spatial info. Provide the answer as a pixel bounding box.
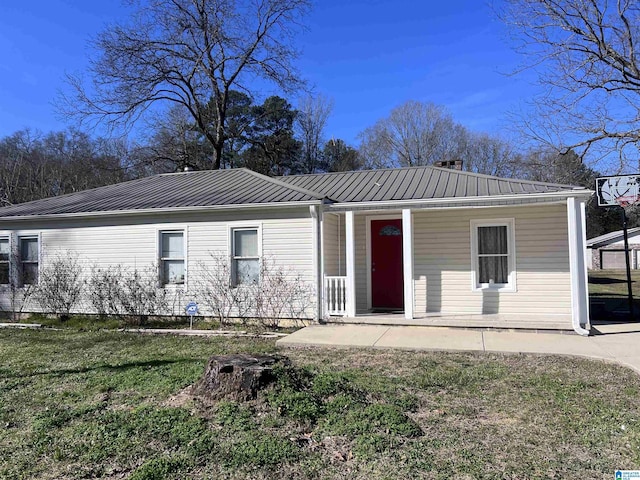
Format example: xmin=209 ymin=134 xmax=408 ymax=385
xmin=435 ymin=159 xmax=463 ymax=170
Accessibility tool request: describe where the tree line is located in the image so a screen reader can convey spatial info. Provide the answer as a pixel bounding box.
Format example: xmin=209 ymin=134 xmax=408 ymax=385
xmin=2 ymin=0 xmax=637 ymax=238
xmin=0 ymin=96 xmax=622 ymax=237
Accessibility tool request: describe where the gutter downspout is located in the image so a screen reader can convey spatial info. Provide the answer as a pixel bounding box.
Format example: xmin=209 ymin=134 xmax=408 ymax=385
xmin=567 ymin=196 xmax=591 ymax=336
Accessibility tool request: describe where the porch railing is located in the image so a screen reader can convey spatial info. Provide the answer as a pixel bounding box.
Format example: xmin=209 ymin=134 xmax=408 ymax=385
xmin=324 ymin=275 xmax=347 ymax=316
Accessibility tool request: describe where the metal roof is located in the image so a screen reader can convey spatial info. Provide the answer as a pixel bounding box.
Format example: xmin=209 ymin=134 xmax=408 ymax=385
xmin=586 ymin=227 xmax=640 ymax=248
xmin=0 ymin=165 xmax=590 ymax=219
xmin=0 ymin=168 xmax=325 ymax=218
xmin=278 ymin=165 xmax=585 ymax=202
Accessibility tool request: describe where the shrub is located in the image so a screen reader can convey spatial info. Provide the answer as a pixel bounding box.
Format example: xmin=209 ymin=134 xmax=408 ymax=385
xmin=86 ymin=264 xmax=168 ymax=325
xmin=194 ymin=253 xmax=252 ymax=327
xmin=33 ymin=251 xmax=84 ymax=320
xmin=195 ymin=252 xmax=313 ymax=327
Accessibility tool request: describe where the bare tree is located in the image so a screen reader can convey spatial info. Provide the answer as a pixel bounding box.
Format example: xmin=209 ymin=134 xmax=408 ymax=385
xmin=357 ymin=100 xmax=522 ymax=176
xmin=296 ymin=94 xmax=334 ymax=173
xmin=501 ymin=0 xmax=640 ymax=170
xmin=0 ymin=129 xmax=130 ymax=207
xmin=357 ymin=101 xmax=463 ymax=168
xmin=61 ymin=0 xmax=310 ymax=170
xmin=457 ymin=131 xmax=524 ymax=178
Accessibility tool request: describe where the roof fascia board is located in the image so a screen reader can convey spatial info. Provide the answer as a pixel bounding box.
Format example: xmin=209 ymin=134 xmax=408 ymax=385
xmin=327 ymin=200 xmax=569 ymax=215
xmin=0 ymin=200 xmax=322 ymax=222
xmin=324 ymin=190 xmax=593 ymax=212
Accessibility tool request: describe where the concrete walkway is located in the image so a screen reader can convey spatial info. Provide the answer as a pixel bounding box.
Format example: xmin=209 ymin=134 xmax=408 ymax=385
xmin=276 ymin=322 xmax=640 ymax=374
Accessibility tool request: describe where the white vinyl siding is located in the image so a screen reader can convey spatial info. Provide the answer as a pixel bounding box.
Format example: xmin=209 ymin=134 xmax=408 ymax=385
xmin=413 ymin=204 xmax=571 ymax=319
xmin=323 ymin=213 xmax=345 ymax=277
xmin=0 ymin=207 xmax=315 ymax=317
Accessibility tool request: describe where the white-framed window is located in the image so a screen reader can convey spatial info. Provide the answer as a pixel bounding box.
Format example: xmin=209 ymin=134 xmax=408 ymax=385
xmin=231 ymin=227 xmax=260 ymax=286
xmin=470 ymin=219 xmax=516 ymax=292
xmin=0 ymin=237 xmax=9 ymax=285
xmin=19 ymin=236 xmax=39 ymax=285
xmin=159 ymin=230 xmax=185 ymax=285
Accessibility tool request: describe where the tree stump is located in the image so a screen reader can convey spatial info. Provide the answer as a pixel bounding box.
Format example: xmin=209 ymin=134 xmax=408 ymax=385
xmin=191 ymin=354 xmax=285 ymax=402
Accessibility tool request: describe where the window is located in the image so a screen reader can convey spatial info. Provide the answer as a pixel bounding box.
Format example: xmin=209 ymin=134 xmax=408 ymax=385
xmin=20 ymin=237 xmax=39 ymax=285
xmin=0 ymin=238 xmax=8 ymax=284
xmin=160 ymin=231 xmax=184 ymax=285
xmin=471 ymin=219 xmax=515 ymax=291
xmin=232 ymin=228 xmax=259 ymax=285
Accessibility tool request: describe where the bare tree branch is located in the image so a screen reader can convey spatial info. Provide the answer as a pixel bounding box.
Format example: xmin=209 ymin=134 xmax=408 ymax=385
xmin=58 ymin=0 xmax=310 ymax=169
xmin=500 ymin=0 xmax=640 ymax=170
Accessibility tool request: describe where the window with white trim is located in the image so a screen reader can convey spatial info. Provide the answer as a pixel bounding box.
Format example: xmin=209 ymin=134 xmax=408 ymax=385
xmin=160 ymin=231 xmax=185 ymax=285
xmin=0 ymin=237 xmax=9 ymax=285
xmin=471 ymin=219 xmax=516 ymax=291
xmin=20 ymin=237 xmax=39 ymax=285
xmin=232 ymin=228 xmax=259 ymax=286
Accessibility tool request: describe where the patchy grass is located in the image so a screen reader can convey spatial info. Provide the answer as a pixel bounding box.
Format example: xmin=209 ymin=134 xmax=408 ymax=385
xmin=589 ymin=270 xmax=640 ymax=319
xmin=11 ymin=313 xmax=298 ymax=333
xmin=1 ymin=330 xmax=639 ymax=479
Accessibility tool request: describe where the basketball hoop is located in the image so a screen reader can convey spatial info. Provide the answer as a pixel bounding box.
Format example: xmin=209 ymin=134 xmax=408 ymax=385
xmin=597 ymin=175 xmax=640 ymax=208
xmin=597 ymin=174 xmax=640 ymax=321
xmin=615 ymin=194 xmax=640 ymax=209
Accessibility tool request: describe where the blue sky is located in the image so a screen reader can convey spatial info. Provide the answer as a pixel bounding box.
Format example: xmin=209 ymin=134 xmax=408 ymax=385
xmin=0 ymin=0 xmax=534 ymax=145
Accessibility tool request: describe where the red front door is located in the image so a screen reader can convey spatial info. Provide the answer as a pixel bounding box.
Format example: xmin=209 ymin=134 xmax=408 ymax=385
xmin=371 ymin=219 xmax=404 ymax=310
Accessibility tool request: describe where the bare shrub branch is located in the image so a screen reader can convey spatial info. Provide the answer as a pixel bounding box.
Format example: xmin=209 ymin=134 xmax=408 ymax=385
xmin=32 ymin=251 xmax=84 ymax=320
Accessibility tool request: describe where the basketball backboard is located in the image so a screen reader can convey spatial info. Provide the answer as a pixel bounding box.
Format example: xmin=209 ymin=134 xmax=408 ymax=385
xmin=596 ymin=175 xmax=640 ymax=207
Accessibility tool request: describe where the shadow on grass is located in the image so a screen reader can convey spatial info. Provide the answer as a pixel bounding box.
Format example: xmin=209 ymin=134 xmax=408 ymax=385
xmin=589 ymin=277 xmax=633 ymax=285
xmin=590 ymin=295 xmax=640 ymax=322
xmin=3 ymin=358 xmax=197 ymax=379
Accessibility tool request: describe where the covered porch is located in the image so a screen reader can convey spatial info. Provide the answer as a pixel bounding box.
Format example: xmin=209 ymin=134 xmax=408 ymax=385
xmin=319 ymin=198 xmax=590 ymax=334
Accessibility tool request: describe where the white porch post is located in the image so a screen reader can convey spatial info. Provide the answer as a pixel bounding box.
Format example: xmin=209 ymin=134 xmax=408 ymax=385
xmin=402 ymin=208 xmax=414 ymax=320
xmin=567 ymin=196 xmax=590 ymax=335
xmin=310 ymin=205 xmax=323 ymax=321
xmin=345 ymin=210 xmax=356 ymax=317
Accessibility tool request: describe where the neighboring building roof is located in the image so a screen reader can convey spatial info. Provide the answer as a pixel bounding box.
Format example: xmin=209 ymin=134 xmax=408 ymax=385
xmin=0 ymin=168 xmax=326 ymax=218
xmin=586 ymin=228 xmax=640 ymax=248
xmin=278 ymin=165 xmax=585 ymax=203
xmin=0 ymin=165 xmax=590 ymax=219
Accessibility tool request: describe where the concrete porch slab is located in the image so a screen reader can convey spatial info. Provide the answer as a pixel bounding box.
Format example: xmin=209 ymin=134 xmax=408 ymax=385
xmin=326 ymin=313 xmax=573 ymax=331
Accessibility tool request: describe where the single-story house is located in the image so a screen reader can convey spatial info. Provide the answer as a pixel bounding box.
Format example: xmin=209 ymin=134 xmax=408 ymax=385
xmin=586 ymin=228 xmax=640 ymax=270
xmin=0 ymin=165 xmax=593 ymax=334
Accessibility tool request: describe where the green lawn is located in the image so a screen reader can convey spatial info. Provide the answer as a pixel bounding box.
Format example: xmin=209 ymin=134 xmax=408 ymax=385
xmin=1 ymin=330 xmax=639 ymax=479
